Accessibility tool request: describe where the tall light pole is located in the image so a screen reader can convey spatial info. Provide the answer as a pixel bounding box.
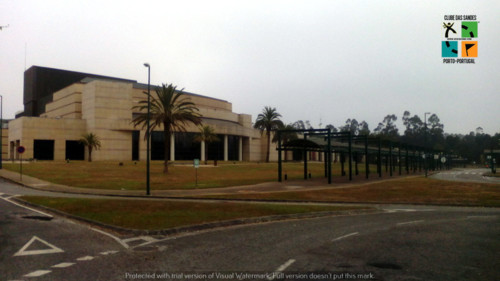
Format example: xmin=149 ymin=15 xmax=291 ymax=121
xmin=144 ymin=63 xmax=151 ymax=195
xmin=0 ymin=95 xmax=3 ymax=169
xmin=424 ymin=112 xmax=431 ymax=177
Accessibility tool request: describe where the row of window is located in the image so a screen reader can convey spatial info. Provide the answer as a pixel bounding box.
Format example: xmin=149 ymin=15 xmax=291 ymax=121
xmin=22 ymin=132 xmax=241 ymax=161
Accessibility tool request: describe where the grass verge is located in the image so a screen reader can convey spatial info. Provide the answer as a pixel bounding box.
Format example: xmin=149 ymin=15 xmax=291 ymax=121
xmin=20 ymin=196 xmax=369 ymax=230
xmin=198 ymin=177 xmax=500 ymax=207
xmin=5 ymin=161 xmax=356 ymax=190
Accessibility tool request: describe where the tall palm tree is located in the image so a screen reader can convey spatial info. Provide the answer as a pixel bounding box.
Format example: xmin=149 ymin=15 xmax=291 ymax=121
xmin=132 ymin=83 xmax=202 ymax=173
xmin=194 ymin=125 xmax=220 ymax=165
xmin=79 ymin=132 xmax=101 ymax=162
xmin=254 ymin=106 xmax=284 ymax=162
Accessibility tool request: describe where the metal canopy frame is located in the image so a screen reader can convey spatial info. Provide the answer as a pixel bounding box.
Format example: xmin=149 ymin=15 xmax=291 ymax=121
xmin=276 ymin=129 xmax=449 ymax=184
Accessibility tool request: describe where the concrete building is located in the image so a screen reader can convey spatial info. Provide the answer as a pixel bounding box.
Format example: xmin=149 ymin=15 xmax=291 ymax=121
xmin=8 ymin=66 xmax=275 ymax=162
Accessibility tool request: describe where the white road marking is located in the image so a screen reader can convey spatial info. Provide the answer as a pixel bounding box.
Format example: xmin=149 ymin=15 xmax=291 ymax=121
xmin=52 ymin=262 xmax=75 ymax=268
xmin=397 ymin=220 xmax=424 ymax=226
xmin=100 ymin=250 xmax=118 ymax=255
xmin=123 ymin=236 xmax=159 ymax=248
xmin=384 ymin=209 xmax=418 ymax=213
xmin=267 ymin=259 xmax=296 ymax=280
xmin=384 ymin=208 xmax=435 ymax=213
xmin=90 ymin=227 xmax=129 ymax=249
xmin=0 ymin=196 xmax=53 ymax=218
xmin=24 ymin=270 xmax=52 ymax=277
xmin=13 ymin=236 xmax=64 ymax=256
xmin=332 ymin=232 xmax=359 ymax=242
xmin=467 ymin=215 xmax=497 ymax=220
xmin=76 ymin=256 xmax=95 ymax=261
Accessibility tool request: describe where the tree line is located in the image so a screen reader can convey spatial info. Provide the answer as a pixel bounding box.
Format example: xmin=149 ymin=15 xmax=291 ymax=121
xmin=255 ymin=107 xmax=500 ymax=164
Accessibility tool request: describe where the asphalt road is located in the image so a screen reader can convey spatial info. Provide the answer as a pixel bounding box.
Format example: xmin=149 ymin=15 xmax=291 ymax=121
xmin=1 ymin=171 xmax=499 ymax=281
xmin=430 ymin=168 xmax=500 ymax=184
xmin=0 ymin=192 xmax=126 ymax=281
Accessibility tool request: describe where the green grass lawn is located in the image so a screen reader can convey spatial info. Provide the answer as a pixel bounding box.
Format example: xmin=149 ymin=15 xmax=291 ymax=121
xmin=20 ymin=196 xmax=368 ymax=230
xmin=4 ymin=160 xmax=374 ymax=190
xmin=199 ymin=177 xmax=500 ymax=207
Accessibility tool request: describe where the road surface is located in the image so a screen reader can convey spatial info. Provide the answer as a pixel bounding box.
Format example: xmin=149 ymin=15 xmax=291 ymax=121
xmin=1 ymin=171 xmax=499 ymax=280
xmin=431 ymin=168 xmax=500 ymax=184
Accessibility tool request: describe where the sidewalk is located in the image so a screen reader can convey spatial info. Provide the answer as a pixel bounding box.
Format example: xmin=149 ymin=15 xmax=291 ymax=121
xmin=0 ymin=168 xmax=424 ymax=198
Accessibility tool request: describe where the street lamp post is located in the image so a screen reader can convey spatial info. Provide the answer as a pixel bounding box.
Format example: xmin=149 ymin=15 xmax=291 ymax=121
xmin=424 ymin=112 xmax=431 ymax=177
xmin=144 ymin=63 xmax=151 ymax=195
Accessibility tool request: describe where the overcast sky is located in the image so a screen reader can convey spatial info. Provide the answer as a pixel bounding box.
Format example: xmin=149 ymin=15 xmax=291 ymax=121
xmin=1 ymin=0 xmax=499 ymax=135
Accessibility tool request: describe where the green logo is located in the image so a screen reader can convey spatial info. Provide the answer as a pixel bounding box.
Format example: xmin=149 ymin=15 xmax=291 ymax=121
xmin=461 ymin=21 xmax=478 ymax=38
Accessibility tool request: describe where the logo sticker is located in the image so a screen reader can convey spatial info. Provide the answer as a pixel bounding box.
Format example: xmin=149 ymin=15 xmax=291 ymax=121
xmin=442 ymin=15 xmax=479 ymax=64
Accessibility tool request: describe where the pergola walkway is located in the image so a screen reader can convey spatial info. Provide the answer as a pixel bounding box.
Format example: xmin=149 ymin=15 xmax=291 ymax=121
xmin=276 ymin=129 xmax=454 ymax=184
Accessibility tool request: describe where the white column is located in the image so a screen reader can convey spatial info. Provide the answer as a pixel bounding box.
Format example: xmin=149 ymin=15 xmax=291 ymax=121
xmin=238 ymin=137 xmax=243 ymax=161
xmin=170 ymin=134 xmax=175 ymax=161
xmin=201 ymin=140 xmax=206 ymax=162
xmin=223 ymin=135 xmax=228 ymax=161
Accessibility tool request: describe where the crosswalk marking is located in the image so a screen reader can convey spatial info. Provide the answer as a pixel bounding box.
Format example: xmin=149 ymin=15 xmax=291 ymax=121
xmin=52 ymin=262 xmax=75 ymax=268
xmin=24 ymin=270 xmax=52 ymax=277
xmin=76 ymin=256 xmax=95 ymax=261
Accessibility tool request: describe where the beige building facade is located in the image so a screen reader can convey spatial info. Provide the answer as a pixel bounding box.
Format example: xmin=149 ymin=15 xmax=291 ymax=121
xmin=8 ymin=75 xmax=276 ymax=162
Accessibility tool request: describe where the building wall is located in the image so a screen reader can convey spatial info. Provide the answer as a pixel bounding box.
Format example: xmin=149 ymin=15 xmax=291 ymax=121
xmin=1 ymin=128 xmax=7 ymax=160
xmin=82 ymin=80 xmax=134 ymax=161
xmin=8 ymin=77 xmax=272 ymax=162
xmin=41 ymin=83 xmax=84 ymax=119
xmin=8 ymin=117 xmax=86 ymax=160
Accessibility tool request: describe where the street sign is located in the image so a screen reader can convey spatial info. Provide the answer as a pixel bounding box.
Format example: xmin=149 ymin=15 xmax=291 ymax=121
xmin=441 ymin=157 xmax=447 ymax=163
xmin=193 ymin=159 xmax=200 ymax=186
xmin=17 ymin=146 xmax=25 ymax=154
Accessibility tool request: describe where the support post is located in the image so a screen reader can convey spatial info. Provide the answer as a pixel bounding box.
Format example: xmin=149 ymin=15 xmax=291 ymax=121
xmin=304 ymin=134 xmax=308 ymax=180
xmin=389 ymin=143 xmax=393 ymax=177
xmin=348 ymin=132 xmax=352 ymax=181
xmin=238 ymin=137 xmax=243 ymax=161
xmin=365 ymin=136 xmax=369 ymax=179
xmin=398 ymin=143 xmax=402 ymax=176
xmin=340 ymin=152 xmax=345 ymax=176
xmin=200 ymin=140 xmax=206 ymax=162
xmin=405 ymin=145 xmax=409 ymax=174
xmin=223 ymin=135 xmax=228 ymax=161
xmin=170 ymin=134 xmax=175 ymax=162
xmin=328 ymin=130 xmax=332 ymax=184
xmin=278 ymin=131 xmax=282 ymax=182
xmin=354 ymin=152 xmax=359 ymax=176
xmin=324 ymin=149 xmax=327 ymax=178
xmin=378 ymin=138 xmax=382 ymax=177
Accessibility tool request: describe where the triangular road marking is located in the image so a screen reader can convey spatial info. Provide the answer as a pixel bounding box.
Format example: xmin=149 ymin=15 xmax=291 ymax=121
xmin=13 ymin=236 xmax=64 ymax=256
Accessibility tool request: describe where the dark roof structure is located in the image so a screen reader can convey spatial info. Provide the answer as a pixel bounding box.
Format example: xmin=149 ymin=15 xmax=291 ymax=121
xmin=20 ymin=66 xmax=136 ymax=117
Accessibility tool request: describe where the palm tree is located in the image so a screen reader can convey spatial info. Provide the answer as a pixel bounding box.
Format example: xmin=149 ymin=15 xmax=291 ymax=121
xmin=79 ymin=132 xmax=101 ymax=162
xmin=132 ymin=83 xmax=202 ymax=173
xmin=194 ymin=125 xmax=220 ymax=164
xmin=254 ymin=106 xmax=284 ymax=162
